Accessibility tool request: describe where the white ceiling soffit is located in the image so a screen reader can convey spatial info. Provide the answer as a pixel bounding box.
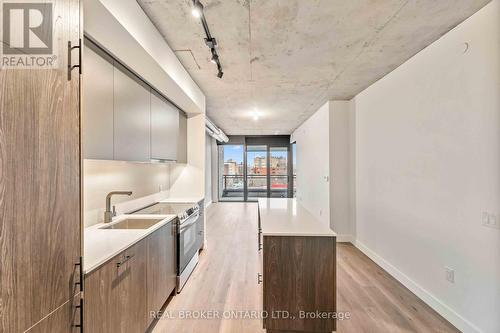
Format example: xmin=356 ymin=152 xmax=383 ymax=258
xmin=138 ymin=0 xmax=491 ymax=135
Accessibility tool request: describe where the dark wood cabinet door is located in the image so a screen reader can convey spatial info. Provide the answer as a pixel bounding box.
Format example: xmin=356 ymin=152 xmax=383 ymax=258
xmin=0 ymin=0 xmax=81 ymax=332
xmin=25 ymin=295 xmax=81 ymax=333
xmin=147 ymin=222 xmax=176 ymax=325
xmin=84 ymin=240 xmax=148 ymax=333
xmin=263 ymin=236 xmax=336 ymax=332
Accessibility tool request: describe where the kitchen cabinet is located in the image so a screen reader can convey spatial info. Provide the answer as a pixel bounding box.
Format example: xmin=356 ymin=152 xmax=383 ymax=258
xmin=83 ymin=41 xmax=114 ymax=160
xmin=113 ymin=63 xmax=151 ymax=162
xmin=84 ymin=240 xmax=148 ymax=333
xmin=147 ymin=222 xmax=177 ymax=326
xmin=151 ymin=91 xmax=179 ymax=161
xmin=0 ymin=0 xmax=82 ymax=331
xmin=82 ymin=43 xmax=187 ymax=163
xmin=85 ymin=222 xmax=177 ymax=332
xmin=177 ymin=112 xmax=188 ymax=163
xmin=25 ymin=295 xmax=81 ymax=333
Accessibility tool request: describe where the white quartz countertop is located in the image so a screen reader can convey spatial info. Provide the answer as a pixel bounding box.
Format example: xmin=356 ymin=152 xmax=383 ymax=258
xmin=160 ymin=196 xmax=204 ymax=204
xmin=258 ymin=198 xmax=336 ymax=237
xmin=83 ymin=214 xmax=177 ymax=274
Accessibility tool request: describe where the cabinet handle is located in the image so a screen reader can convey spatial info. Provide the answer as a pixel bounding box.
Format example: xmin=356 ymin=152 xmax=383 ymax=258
xmin=67 ymin=39 xmax=82 ymax=81
xmin=73 ymin=297 xmax=84 ymax=332
xmin=74 ymin=256 xmax=83 ymax=292
xmin=257 ymin=273 xmax=263 ymax=284
xmin=116 ymin=254 xmax=135 ymax=268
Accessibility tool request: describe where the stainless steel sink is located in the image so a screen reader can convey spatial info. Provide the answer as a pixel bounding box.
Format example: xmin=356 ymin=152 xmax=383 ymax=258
xmin=100 ymin=218 xmax=164 ymax=230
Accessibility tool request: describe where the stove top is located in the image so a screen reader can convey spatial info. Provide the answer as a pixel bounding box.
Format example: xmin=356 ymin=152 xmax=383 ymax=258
xmin=131 ymin=202 xmax=199 ymax=223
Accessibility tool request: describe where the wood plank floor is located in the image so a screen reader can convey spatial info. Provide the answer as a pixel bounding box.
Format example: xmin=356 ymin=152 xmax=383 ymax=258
xmin=151 ymin=202 xmax=459 ymax=333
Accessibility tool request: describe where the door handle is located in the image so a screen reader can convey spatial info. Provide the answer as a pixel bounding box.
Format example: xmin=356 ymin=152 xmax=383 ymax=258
xmin=67 ymin=39 xmax=82 ymax=81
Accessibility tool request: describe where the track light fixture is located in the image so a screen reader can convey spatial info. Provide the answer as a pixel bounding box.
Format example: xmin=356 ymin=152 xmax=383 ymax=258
xmin=191 ymin=0 xmax=224 ymax=79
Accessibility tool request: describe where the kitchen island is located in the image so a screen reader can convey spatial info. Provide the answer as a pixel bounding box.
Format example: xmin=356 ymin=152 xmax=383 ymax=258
xmin=258 ymin=198 xmax=337 ymax=333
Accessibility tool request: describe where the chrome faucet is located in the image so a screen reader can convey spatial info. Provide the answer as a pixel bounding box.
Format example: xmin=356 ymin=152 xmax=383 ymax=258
xmin=104 ymin=191 xmax=133 ymax=223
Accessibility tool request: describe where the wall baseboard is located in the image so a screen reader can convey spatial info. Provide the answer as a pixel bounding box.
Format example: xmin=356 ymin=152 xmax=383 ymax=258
xmin=351 ymin=240 xmax=482 ymax=333
xmin=336 ymin=234 xmax=353 ymax=243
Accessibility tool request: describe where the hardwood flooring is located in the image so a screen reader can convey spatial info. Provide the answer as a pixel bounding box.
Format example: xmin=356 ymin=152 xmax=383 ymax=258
xmin=151 ymin=202 xmax=459 ymax=333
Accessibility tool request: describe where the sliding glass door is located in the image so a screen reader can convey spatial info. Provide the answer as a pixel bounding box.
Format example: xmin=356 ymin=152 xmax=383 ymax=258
xmin=218 ymin=138 xmax=293 ymax=202
xmin=270 ymin=147 xmax=289 ymax=198
xmin=218 ymin=145 xmax=244 ymax=201
xmin=246 ymin=145 xmax=268 ymax=201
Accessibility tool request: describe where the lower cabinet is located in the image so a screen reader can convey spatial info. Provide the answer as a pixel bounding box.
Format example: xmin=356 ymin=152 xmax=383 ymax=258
xmin=85 ymin=241 xmax=148 ymax=333
xmin=147 ymin=223 xmax=177 ymax=326
xmin=84 ymin=221 xmax=176 ymax=333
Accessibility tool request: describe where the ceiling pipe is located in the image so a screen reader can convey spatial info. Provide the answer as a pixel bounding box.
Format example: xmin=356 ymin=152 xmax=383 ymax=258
xmin=206 ymin=116 xmax=228 ymax=143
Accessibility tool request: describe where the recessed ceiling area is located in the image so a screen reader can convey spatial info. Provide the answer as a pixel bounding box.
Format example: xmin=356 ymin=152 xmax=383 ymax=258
xmin=137 ymin=0 xmax=491 ymax=135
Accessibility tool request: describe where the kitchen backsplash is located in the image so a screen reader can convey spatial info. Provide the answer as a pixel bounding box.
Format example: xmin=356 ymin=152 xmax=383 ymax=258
xmin=83 ymin=159 xmax=171 ymax=227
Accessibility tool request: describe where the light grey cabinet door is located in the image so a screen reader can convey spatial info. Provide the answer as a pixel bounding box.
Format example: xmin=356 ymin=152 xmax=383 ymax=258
xmin=113 ymin=65 xmax=151 ymax=161
xmin=151 ymin=92 xmax=179 ymax=161
xmin=177 ymin=113 xmax=188 ymax=164
xmin=83 ymin=43 xmax=114 ymax=159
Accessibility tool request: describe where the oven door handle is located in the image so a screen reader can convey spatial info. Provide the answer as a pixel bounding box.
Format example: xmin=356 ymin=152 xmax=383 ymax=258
xmin=179 ymin=213 xmax=200 ymax=233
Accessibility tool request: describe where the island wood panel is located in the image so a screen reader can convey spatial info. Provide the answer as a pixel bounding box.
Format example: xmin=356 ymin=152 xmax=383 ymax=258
xmin=263 ymin=235 xmax=336 ymax=333
xmin=84 ymin=240 xmax=148 ymax=333
xmin=147 ymin=222 xmax=177 ymax=326
xmin=0 ymin=0 xmax=81 ymax=332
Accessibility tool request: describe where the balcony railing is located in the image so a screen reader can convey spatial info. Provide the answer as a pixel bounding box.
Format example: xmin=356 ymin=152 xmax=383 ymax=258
xmin=221 ymin=175 xmax=295 ymax=199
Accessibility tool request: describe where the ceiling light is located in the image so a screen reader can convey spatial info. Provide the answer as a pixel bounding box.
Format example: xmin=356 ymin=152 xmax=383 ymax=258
xmin=217 ymin=70 xmax=224 ymax=78
xmin=252 ymin=110 xmax=260 ymax=121
xmin=192 ymin=7 xmax=201 ymax=18
xmin=211 ymin=54 xmax=219 ymax=64
xmin=191 ymin=0 xmax=202 ymax=18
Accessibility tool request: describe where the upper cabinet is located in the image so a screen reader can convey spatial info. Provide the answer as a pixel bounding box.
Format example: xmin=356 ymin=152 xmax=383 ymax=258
xmin=151 ymin=91 xmax=179 ymax=161
xmin=114 ymin=64 xmax=151 ymax=162
xmin=83 ymin=43 xmax=114 ymax=160
xmin=83 ymin=40 xmax=187 ymax=163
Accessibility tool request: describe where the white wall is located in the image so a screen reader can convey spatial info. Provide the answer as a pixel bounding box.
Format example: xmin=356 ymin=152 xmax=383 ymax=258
xmin=329 ymin=101 xmax=353 ymax=240
xmin=353 ymin=1 xmax=500 ymax=332
xmin=169 ymin=114 xmax=206 ymax=199
xmin=292 ymin=101 xmax=354 ymax=239
xmin=205 ymin=133 xmax=213 ymax=206
xmin=291 ymin=102 xmax=331 ymax=226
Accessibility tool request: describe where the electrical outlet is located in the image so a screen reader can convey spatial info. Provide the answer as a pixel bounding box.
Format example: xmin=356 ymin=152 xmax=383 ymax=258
xmin=490 ymin=215 xmax=499 ymax=228
xmin=482 ymin=212 xmax=490 ymax=225
xmin=482 ymin=212 xmax=500 ymax=229
xmin=445 ymin=267 xmax=455 ymax=283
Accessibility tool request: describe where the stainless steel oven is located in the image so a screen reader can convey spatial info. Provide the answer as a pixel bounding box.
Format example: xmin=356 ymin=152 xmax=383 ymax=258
xmin=177 ymin=209 xmax=200 ymax=291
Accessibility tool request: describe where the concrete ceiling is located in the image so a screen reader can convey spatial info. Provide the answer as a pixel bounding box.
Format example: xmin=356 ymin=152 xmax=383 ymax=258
xmin=138 ymin=0 xmax=490 ymax=135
